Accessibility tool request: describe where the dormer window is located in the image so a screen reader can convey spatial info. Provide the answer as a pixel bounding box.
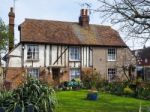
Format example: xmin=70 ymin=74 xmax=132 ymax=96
xmin=69 ymin=46 xmax=80 ymax=61
xmin=27 ymin=45 xmax=39 ymax=60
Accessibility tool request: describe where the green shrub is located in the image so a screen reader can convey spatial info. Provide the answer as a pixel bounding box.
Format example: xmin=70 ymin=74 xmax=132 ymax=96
xmin=123 ymin=86 xmax=134 ymax=96
xmin=68 ymin=79 xmax=82 ymax=90
xmin=0 ymin=76 xmax=57 ymax=112
xmin=96 ymin=79 xmax=150 ymax=100
xmin=110 ymin=83 xmax=124 ymax=96
xmin=137 ymin=87 xmax=150 ymax=100
xmin=58 ymin=79 xmax=82 ymax=90
xmin=81 ymin=68 xmax=101 ymax=89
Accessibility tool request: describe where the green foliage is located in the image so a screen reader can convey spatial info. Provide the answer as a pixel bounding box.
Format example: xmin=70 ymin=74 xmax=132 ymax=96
xmin=137 ymin=87 xmax=150 ymax=100
xmin=109 ymin=83 xmax=125 ymax=95
xmin=98 ymin=80 xmax=150 ymax=100
xmin=0 ymin=90 xmax=13 ymax=108
xmin=0 ymin=77 xmax=57 ymax=112
xmin=123 ymin=86 xmax=134 ymax=96
xmin=0 ymin=18 xmax=8 ymax=52
xmin=81 ymin=69 xmax=101 ymax=89
xmin=58 ymin=79 xmax=82 ymax=90
xmin=99 ymin=81 xmax=125 ymax=96
xmin=68 ymin=79 xmax=81 ymax=90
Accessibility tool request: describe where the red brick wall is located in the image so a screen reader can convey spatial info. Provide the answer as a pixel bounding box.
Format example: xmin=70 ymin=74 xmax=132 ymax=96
xmin=5 ymin=67 xmax=70 ymax=89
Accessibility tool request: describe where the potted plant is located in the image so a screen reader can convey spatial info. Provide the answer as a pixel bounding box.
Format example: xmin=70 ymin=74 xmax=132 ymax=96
xmin=87 ymin=79 xmax=98 ymax=100
xmin=87 ymin=87 xmax=98 ymax=100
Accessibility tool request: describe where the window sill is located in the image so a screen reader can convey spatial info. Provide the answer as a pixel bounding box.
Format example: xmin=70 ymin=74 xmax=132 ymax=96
xmin=26 ymin=59 xmax=39 ymax=62
xmin=69 ymin=60 xmax=81 ymax=62
xmin=107 ymin=60 xmax=116 ymax=62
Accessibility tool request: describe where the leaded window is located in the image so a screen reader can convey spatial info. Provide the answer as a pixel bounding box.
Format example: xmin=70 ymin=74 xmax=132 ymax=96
xmin=107 ymin=48 xmax=116 ymax=61
xmin=69 ymin=47 xmax=80 ymax=61
xmin=108 ymin=68 xmax=116 ymax=81
xmin=27 ymin=45 xmax=39 ymax=60
xmin=70 ymin=68 xmax=80 ymax=80
xmin=27 ymin=68 xmax=39 ymax=78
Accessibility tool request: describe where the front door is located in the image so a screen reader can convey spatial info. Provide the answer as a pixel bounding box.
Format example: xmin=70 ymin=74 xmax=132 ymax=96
xmin=52 ymin=67 xmax=60 ymax=85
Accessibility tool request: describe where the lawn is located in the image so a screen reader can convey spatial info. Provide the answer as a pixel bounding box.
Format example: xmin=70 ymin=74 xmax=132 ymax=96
xmin=55 ymin=90 xmax=150 ymax=112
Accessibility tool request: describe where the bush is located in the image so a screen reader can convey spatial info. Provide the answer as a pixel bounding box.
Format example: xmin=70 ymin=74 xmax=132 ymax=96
xmin=0 ymin=76 xmax=57 ymax=112
xmin=81 ymin=68 xmax=101 ymax=89
xmin=123 ymin=86 xmax=134 ymax=96
xmin=59 ymin=79 xmax=82 ymax=90
xmin=109 ymin=83 xmax=124 ymax=96
xmin=68 ymin=79 xmax=82 ymax=90
xmin=137 ymin=87 xmax=150 ymax=100
xmin=96 ymin=79 xmax=150 ymax=100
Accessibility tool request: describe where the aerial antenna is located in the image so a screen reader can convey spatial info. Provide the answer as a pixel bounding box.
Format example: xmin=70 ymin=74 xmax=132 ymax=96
xmin=13 ymin=0 xmax=16 ymax=12
xmin=79 ymin=2 xmax=92 ymax=14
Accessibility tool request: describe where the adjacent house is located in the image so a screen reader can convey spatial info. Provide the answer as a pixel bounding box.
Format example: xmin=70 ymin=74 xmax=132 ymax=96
xmin=133 ymin=47 xmax=150 ymax=81
xmin=4 ymin=8 xmax=136 ymax=89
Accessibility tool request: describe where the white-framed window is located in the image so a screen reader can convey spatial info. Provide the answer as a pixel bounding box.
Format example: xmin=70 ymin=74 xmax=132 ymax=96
xmin=27 ymin=68 xmax=39 ymax=78
xmin=69 ymin=47 xmax=80 ymax=61
xmin=70 ymin=68 xmax=80 ymax=80
xmin=27 ymin=45 xmax=39 ymax=60
xmin=107 ymin=48 xmax=116 ymax=61
xmin=108 ymin=68 xmax=116 ymax=81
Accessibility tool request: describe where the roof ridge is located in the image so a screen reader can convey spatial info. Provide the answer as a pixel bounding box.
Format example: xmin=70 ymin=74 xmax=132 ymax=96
xmin=24 ymin=18 xmax=113 ymax=27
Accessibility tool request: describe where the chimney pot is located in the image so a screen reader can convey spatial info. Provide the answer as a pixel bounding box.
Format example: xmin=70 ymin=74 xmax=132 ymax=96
xmin=79 ymin=9 xmax=89 ymax=27
xmin=9 ymin=7 xmax=15 ymax=18
xmin=10 ymin=7 xmax=13 ymax=12
xmin=81 ymin=9 xmax=88 ymax=16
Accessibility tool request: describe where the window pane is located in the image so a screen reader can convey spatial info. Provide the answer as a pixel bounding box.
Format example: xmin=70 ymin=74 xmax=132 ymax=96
xmin=27 ymin=45 xmax=39 ymax=60
xmin=70 ymin=68 xmax=80 ymax=80
xmin=69 ymin=47 xmax=80 ymax=61
xmin=108 ymin=68 xmax=116 ymax=81
xmin=108 ymin=48 xmax=116 ymax=61
xmin=27 ymin=68 xmax=39 ymax=78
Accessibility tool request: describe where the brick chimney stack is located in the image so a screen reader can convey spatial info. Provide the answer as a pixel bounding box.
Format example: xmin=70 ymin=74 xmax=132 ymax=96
xmin=79 ymin=9 xmax=89 ymax=27
xmin=8 ymin=7 xmax=15 ymax=51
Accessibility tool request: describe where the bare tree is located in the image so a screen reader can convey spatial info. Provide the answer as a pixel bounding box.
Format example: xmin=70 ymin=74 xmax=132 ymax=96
xmin=96 ymin=0 xmax=150 ymax=44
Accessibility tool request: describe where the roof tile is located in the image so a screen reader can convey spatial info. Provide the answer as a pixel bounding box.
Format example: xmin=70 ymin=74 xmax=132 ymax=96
xmin=20 ymin=19 xmax=126 ymax=46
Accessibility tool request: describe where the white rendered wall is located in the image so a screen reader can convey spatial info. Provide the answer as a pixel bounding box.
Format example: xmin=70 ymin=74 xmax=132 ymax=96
xmin=8 ymin=44 xmax=22 ymax=67
xmin=8 ymin=44 xmax=93 ymax=68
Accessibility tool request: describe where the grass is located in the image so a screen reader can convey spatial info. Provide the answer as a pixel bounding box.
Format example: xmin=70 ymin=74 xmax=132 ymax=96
xmin=55 ymin=90 xmax=150 ymax=112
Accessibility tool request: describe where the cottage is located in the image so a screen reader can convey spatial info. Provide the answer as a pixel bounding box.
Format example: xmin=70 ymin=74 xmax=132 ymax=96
xmin=133 ymin=47 xmax=150 ymax=80
xmin=4 ymin=8 xmax=135 ymax=88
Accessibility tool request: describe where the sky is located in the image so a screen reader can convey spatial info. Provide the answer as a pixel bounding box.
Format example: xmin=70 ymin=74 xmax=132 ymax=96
xmin=0 ymin=0 xmax=148 ymax=50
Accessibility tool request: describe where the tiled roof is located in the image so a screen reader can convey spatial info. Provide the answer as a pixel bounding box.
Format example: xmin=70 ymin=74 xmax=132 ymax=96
xmin=19 ymin=19 xmax=126 ymax=47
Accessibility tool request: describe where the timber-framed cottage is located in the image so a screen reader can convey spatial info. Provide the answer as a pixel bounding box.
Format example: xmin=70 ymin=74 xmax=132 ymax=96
xmin=4 ymin=8 xmax=135 ymax=88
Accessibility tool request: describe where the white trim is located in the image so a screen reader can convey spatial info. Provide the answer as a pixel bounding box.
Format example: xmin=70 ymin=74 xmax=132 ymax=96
xmin=107 ymin=68 xmax=116 ymax=82
xmin=107 ymin=48 xmax=117 ymax=61
xmin=69 ymin=46 xmax=81 ymax=61
xmin=70 ymin=68 xmax=81 ymax=80
xmin=27 ymin=67 xmax=39 ymax=78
